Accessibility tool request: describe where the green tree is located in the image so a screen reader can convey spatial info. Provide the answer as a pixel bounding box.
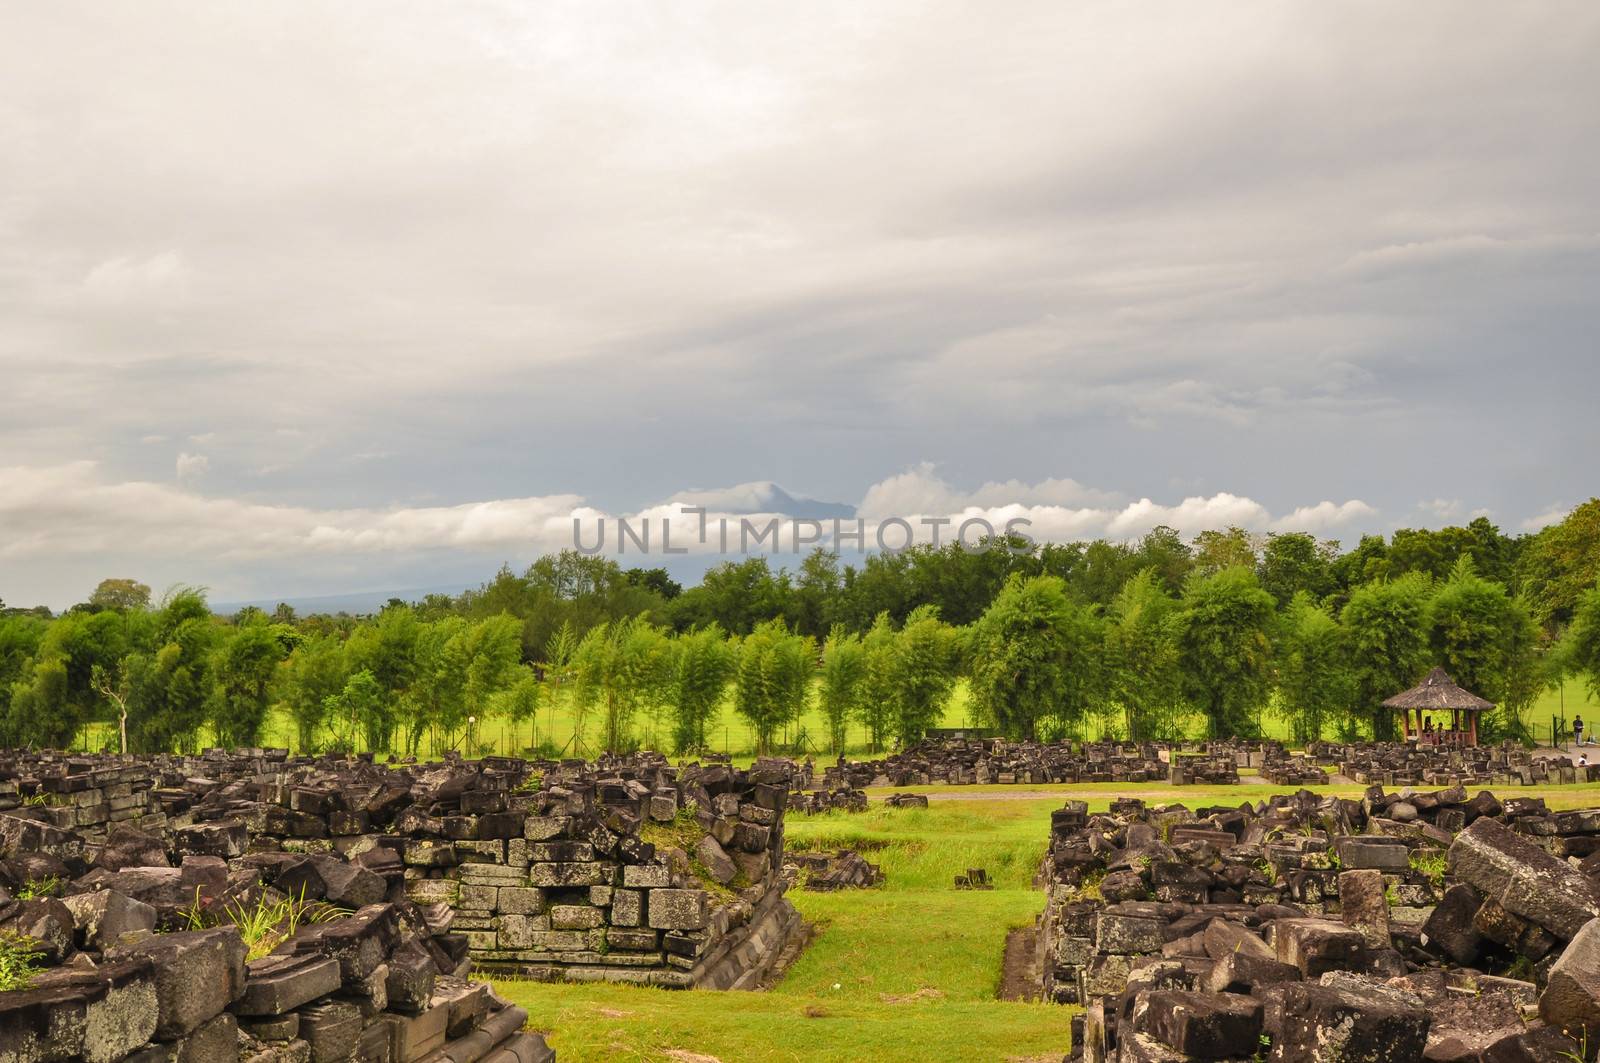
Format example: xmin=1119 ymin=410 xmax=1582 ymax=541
xmin=1258 ymin=533 xmax=1337 ymax=606
xmin=1426 ymin=556 xmax=1541 ymax=738
xmin=1168 ymin=567 xmax=1275 ymax=738
xmin=210 ymin=621 xmax=291 ymax=748
xmin=968 ymin=575 xmax=1103 ymax=741
xmin=818 ymin=625 xmax=865 ymax=755
xmin=1103 ymin=570 xmax=1183 ymax=740
xmin=1517 ymin=500 xmax=1600 ymax=629
xmin=891 ymin=605 xmax=962 ymax=746
xmin=1341 ymin=573 xmax=1432 ymax=738
xmin=1564 ymin=585 xmax=1600 ymax=704
xmin=88 ymin=578 xmax=152 ymax=612
xmin=325 ymin=670 xmax=385 ymax=753
xmin=671 ymin=625 xmax=736 ymax=753
xmin=1275 ymin=592 xmax=1355 ymax=742
xmin=732 ymin=619 xmax=814 ymax=756
xmin=572 ymin=617 xmax=676 ymax=754
xmin=855 ymin=614 xmax=900 ymax=751
xmin=126 ymin=589 xmax=219 ymax=753
xmin=279 ymin=634 xmax=348 ymax=752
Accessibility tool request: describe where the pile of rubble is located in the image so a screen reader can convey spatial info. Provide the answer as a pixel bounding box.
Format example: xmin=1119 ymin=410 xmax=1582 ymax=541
xmin=820 ymin=740 xmax=1199 ymax=789
xmin=1039 ymin=785 xmax=1600 ymax=1060
xmin=883 ymin=793 xmax=929 ymax=809
xmin=0 ymin=868 xmax=549 ymax=1061
xmin=1255 ymin=747 xmax=1328 ymax=787
xmin=0 ymin=749 xmax=805 ymax=1000
xmin=1163 ymin=753 xmax=1241 ymax=786
xmin=783 ymin=850 xmax=883 ymax=891
xmin=1309 ymin=741 xmax=1598 ymax=788
xmin=787 ymin=787 xmax=868 ymax=815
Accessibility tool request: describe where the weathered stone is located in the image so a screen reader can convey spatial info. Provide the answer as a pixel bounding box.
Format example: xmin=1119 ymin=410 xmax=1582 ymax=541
xmin=236 ymin=954 xmax=343 ymax=1016
xmin=1133 ymin=988 xmax=1264 ymax=1058
xmin=1539 ymin=917 xmax=1600 ymax=1044
xmin=62 ymin=889 xmax=158 ymax=950
xmin=1450 ymin=817 xmax=1600 ymax=939
xmin=0 ymin=957 xmax=158 ymax=1063
xmin=1334 ymin=837 xmax=1410 ymax=872
xmin=1096 ymin=912 xmax=1166 ymax=954
xmin=648 ymin=889 xmax=709 ymax=930
xmin=296 ymin=1000 xmax=361 ymax=1063
xmin=1338 ymin=869 xmax=1392 ymax=949
xmin=113 ymin=925 xmax=246 ymax=1038
xmin=694 ymin=835 xmax=738 ymax=885
xmin=1420 ymin=883 xmax=1484 ymax=966
xmin=1272 ymin=918 xmax=1367 ymax=977
xmin=1272 ymin=981 xmax=1430 ymax=1063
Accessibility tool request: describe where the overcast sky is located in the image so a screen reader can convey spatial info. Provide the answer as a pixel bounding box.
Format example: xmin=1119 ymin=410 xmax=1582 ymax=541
xmin=3 ymin=2 xmax=1598 ymax=609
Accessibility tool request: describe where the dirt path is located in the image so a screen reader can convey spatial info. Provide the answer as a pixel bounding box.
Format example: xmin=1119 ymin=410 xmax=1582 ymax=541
xmin=997 ymin=927 xmax=1041 ymax=1002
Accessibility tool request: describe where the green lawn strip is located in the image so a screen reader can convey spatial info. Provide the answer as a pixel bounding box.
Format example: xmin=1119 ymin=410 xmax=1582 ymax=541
xmin=492 ymin=782 xmax=1600 ymax=1061
xmin=494 ymin=981 xmax=1070 ymax=1063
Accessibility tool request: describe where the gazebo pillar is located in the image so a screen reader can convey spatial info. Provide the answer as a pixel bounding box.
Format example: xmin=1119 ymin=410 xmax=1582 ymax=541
xmin=1469 ymin=711 xmax=1478 ymax=748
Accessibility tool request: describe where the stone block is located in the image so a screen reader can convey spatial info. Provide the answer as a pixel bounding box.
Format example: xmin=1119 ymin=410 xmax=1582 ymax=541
xmin=528 ymin=862 xmax=609 ymax=888
xmin=0 ymin=957 xmax=158 ymax=1063
xmin=498 ymin=887 xmax=546 ymax=915
xmin=1450 ymin=817 xmax=1600 ymax=939
xmin=621 ymin=864 xmax=671 ymax=889
xmin=1333 ymin=837 xmax=1409 ymax=871
xmin=62 ymin=889 xmax=158 ymax=950
xmin=1272 ymin=981 xmax=1429 ymax=1063
xmin=1133 ymin=989 xmax=1264 ymax=1058
xmin=1420 ymin=883 xmax=1484 ymax=966
xmin=1095 ymin=912 xmax=1166 ymax=954
xmin=1271 ymin=918 xmax=1366 ymax=977
xmin=550 ymin=904 xmax=604 ymax=930
xmin=648 ymin=889 xmax=709 ymax=931
xmin=235 ymin=954 xmax=343 ymax=1016
xmin=612 ymin=888 xmax=642 ymax=927
xmin=297 ymin=1001 xmax=361 ymax=1063
xmin=1540 ymin=917 xmax=1600 ymax=1043
xmin=1338 ymin=869 xmax=1391 ymax=949
xmin=114 ymin=925 xmax=247 ymax=1038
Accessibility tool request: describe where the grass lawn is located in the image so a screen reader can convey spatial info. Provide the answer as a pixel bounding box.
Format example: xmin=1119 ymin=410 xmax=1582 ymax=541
xmin=490 ymin=776 xmax=1600 ymax=1061
xmin=494 ymin=798 xmax=1072 ymax=1063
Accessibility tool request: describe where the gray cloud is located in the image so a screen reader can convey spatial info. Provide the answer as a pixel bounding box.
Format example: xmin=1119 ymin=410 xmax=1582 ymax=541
xmin=1 ymin=2 xmax=1596 ymax=604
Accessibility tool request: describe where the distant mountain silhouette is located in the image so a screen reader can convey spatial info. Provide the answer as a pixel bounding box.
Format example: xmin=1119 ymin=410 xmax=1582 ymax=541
xmin=666 ymin=480 xmax=856 ymax=520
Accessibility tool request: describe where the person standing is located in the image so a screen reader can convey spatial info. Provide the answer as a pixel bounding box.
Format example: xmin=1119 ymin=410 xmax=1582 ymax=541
xmin=1575 ymin=715 xmax=1586 ymax=747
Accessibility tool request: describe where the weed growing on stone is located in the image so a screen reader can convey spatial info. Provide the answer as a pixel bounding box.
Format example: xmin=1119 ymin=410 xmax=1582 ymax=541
xmin=1409 ymin=848 xmax=1448 ymax=890
xmin=15 ymin=875 xmax=61 ymax=900
xmin=0 ymin=930 xmax=43 ymax=992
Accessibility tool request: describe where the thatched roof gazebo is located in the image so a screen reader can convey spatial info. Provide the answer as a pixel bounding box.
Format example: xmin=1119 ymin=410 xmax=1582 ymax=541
xmin=1382 ymin=667 xmax=1495 ymax=747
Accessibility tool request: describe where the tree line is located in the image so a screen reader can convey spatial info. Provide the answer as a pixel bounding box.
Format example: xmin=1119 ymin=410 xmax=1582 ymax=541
xmin=3 ymin=501 xmax=1599 ymax=756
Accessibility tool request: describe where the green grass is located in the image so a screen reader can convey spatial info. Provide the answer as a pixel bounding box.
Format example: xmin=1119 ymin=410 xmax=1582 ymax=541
xmin=495 ymin=777 xmax=1600 ymax=1061
xmin=496 ymin=797 xmax=1071 ymax=1063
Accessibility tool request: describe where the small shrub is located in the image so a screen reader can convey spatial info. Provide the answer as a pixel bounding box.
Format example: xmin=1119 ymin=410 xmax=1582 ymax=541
xmin=0 ymin=930 xmax=43 ymax=992
xmin=1410 ymin=849 xmax=1448 ymax=891
xmin=16 ymin=876 xmax=61 ymax=901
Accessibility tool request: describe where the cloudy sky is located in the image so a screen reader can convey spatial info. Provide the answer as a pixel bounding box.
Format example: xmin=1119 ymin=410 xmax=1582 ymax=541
xmin=2 ymin=2 xmax=1597 ymax=609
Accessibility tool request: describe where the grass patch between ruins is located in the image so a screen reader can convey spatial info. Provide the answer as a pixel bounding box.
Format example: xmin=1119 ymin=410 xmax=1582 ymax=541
xmin=495 ymin=780 xmax=1600 ymax=1062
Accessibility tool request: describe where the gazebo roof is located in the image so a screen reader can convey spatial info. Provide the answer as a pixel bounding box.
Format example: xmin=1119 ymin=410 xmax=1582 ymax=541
xmin=1381 ymin=667 xmax=1495 ymax=712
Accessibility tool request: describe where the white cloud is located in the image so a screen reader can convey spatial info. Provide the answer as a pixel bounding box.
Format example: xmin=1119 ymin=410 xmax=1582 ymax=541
xmin=1269 ymin=500 xmax=1379 ymax=533
xmin=175 ymin=452 xmax=210 ymax=481
xmin=1522 ymin=503 xmax=1573 ymax=531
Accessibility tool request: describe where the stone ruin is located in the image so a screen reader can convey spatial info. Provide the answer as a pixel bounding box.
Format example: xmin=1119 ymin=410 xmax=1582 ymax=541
xmin=0 ymin=747 xmax=814 ymax=1059
xmin=1037 ymin=784 xmax=1600 ymax=1060
xmin=786 ymin=787 xmax=868 ymax=815
xmin=821 ymin=740 xmax=1226 ymax=789
xmin=783 ymin=850 xmax=883 ymax=891
xmin=1307 ymin=741 xmax=1600 ymax=788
